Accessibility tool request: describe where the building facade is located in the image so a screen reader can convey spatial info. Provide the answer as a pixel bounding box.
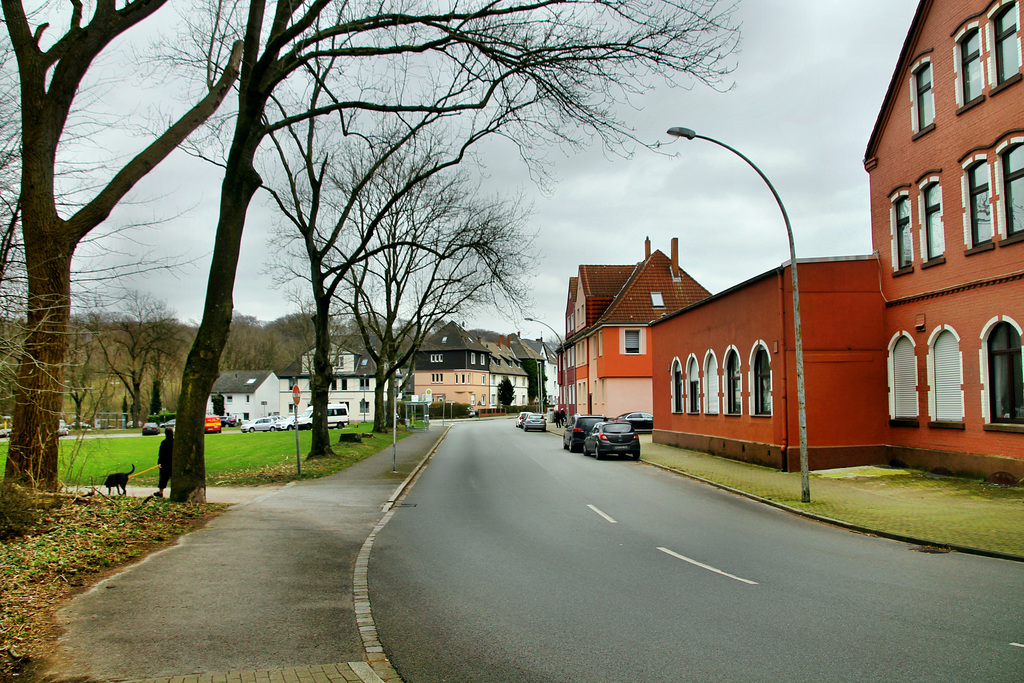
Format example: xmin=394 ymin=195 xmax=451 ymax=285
xmin=559 ymin=238 xmax=710 ymax=418
xmin=412 ymin=322 xmax=492 ymax=407
xmin=207 ymin=371 xmax=281 ymax=422
xmin=277 ymin=346 xmax=379 ymax=423
xmin=650 ymin=258 xmax=889 ymax=471
xmin=864 ymin=0 xmax=1024 ymax=478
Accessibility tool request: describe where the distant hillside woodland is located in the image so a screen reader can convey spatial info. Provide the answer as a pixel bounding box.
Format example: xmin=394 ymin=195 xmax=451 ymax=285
xmin=0 ymin=307 xmax=512 ymax=429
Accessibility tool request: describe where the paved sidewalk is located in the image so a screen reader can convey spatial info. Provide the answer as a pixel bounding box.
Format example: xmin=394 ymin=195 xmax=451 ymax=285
xmin=548 ymin=424 xmax=1024 ymax=559
xmin=48 ymin=430 xmax=448 ymax=683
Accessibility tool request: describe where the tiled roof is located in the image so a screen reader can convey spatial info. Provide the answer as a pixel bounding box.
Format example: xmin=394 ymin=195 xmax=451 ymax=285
xmin=578 ymin=265 xmax=635 ymax=298
xmin=597 ymin=250 xmax=710 ymax=325
xmin=420 ymin=321 xmax=490 ymax=353
xmin=211 ymin=371 xmax=275 ymax=394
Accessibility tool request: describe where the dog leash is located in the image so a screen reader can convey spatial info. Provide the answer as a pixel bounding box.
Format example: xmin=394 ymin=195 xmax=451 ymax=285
xmin=128 ymin=464 xmax=160 ymax=478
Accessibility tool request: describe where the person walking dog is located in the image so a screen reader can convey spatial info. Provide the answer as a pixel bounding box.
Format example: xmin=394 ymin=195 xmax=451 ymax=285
xmin=156 ymin=427 xmax=173 ymax=497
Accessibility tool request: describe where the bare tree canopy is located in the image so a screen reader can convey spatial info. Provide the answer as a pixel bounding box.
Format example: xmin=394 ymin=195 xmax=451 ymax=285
xmin=2 ymin=0 xmax=243 ymax=490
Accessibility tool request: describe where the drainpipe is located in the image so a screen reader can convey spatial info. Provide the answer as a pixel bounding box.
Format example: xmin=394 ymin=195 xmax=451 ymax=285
xmin=777 ymin=266 xmax=791 ymax=472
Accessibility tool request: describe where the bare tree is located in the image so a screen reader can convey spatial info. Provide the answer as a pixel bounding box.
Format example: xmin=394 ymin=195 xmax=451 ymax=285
xmin=1 ymin=0 xmax=243 ymax=490
xmin=340 ymin=160 xmax=533 ymax=433
xmin=89 ymin=292 xmax=186 ymax=428
xmin=171 ymin=0 xmax=737 ymax=500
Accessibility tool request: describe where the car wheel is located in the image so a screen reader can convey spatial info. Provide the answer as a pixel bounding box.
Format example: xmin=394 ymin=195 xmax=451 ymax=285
xmin=594 ymin=446 xmax=602 ymax=460
xmin=633 ymin=452 xmax=641 ymax=461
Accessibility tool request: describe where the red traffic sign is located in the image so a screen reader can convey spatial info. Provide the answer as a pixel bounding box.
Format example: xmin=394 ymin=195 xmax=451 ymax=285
xmin=292 ymin=385 xmax=301 ymax=405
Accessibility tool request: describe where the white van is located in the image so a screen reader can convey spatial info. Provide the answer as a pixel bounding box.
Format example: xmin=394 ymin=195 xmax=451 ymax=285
xmin=299 ymin=403 xmax=350 ymax=429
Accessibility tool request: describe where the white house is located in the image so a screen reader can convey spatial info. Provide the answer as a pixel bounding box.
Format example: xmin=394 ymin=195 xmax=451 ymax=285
xmin=207 ymin=371 xmax=281 ymax=422
xmin=277 ymin=347 xmax=378 ymax=423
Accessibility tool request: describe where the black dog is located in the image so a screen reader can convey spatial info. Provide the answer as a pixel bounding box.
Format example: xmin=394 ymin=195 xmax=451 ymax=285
xmin=104 ymin=464 xmax=135 ymax=495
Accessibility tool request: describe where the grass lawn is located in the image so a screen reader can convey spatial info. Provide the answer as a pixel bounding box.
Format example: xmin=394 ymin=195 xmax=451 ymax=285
xmin=0 ymin=422 xmax=408 ymax=488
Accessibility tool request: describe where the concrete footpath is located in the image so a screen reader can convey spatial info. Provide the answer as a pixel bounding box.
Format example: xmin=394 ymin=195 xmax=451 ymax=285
xmin=48 ymin=429 xmax=448 ymax=683
xmin=47 ymin=419 xmax=1023 ymax=683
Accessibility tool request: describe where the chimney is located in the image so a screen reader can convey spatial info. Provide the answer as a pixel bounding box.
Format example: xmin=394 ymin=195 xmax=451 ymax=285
xmin=671 ymin=237 xmax=679 ymax=274
xmin=644 ymin=236 xmax=651 ymax=259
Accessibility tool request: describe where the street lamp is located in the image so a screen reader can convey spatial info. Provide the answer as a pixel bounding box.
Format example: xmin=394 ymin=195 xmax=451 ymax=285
xmin=667 ymin=126 xmax=810 ymax=503
xmin=525 ymin=317 xmax=565 ymax=415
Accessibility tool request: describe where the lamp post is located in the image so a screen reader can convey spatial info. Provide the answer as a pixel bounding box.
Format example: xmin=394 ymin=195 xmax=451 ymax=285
xmin=525 ymin=317 xmax=564 ymax=415
xmin=667 ymin=126 xmax=810 ymax=503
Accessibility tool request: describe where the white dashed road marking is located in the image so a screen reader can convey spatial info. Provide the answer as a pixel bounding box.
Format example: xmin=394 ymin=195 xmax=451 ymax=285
xmin=657 ymin=546 xmax=759 ymax=585
xmin=587 ymin=504 xmax=618 ymax=524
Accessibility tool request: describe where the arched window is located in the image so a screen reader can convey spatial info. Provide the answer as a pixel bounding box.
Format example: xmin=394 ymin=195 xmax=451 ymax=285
xmin=891 ymin=336 xmax=918 ymax=418
xmin=687 ymin=357 xmax=700 ymax=414
xmin=1003 ymin=144 xmax=1023 ymax=238
xmin=895 ymin=196 xmax=913 ymax=269
xmin=753 ymin=346 xmax=771 ymax=416
xmin=968 ymin=161 xmax=992 ymax=246
xmin=994 ymin=3 xmax=1020 ymax=85
xmin=725 ymin=350 xmax=741 ymax=414
xmin=931 ymin=329 xmax=963 ymax=422
xmin=960 ymin=28 xmax=983 ymax=103
xmin=922 ymin=182 xmax=943 ymax=260
xmin=988 ymin=322 xmax=1023 ymax=423
xmin=704 ymin=352 xmax=719 ymax=415
xmin=671 ymin=359 xmax=684 ymax=413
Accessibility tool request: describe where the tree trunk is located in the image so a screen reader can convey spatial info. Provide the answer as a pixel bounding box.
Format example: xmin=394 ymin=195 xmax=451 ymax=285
xmin=373 ymin=367 xmax=389 ymax=433
xmin=171 ymin=160 xmax=261 ymax=503
xmin=306 ymin=297 xmax=335 ymax=458
xmin=4 ymin=216 xmax=72 ymax=490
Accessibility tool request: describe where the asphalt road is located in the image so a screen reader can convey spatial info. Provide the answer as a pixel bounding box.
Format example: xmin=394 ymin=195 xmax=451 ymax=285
xmin=370 ymin=419 xmax=1024 ymax=682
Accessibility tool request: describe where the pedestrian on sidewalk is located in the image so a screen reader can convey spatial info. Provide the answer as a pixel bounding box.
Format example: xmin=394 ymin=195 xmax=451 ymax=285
xmin=156 ymin=427 xmax=173 ymax=497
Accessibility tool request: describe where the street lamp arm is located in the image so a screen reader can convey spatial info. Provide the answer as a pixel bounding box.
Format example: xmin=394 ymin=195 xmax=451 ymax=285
xmin=666 ymin=126 xmax=810 ymax=503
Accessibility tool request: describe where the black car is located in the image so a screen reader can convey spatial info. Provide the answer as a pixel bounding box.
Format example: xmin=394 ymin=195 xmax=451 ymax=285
xmin=141 ymin=422 xmax=160 ymax=436
xmin=562 ymin=414 xmax=606 ymax=453
xmin=583 ymin=420 xmax=641 ymax=460
xmin=616 ymin=411 xmax=654 ymax=433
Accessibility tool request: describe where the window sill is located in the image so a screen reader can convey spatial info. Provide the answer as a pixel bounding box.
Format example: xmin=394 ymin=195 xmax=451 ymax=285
xmin=964 ymin=241 xmax=995 ymax=256
xmin=724 ymin=411 xmax=742 ymax=417
xmin=956 ymin=95 xmax=986 ymax=115
xmin=889 ymin=418 xmax=920 ymax=428
xmin=752 ymin=413 xmax=772 ymax=419
xmin=990 ymin=72 xmax=1022 ymax=97
xmin=999 ymin=231 xmax=1024 ymax=248
xmin=921 ymin=256 xmax=946 ymax=269
xmin=984 ymin=423 xmax=1024 ymax=433
xmin=892 ymin=265 xmax=914 ymax=277
xmin=912 ymin=123 xmax=936 ymax=141
xmin=928 ymin=420 xmax=965 ymax=430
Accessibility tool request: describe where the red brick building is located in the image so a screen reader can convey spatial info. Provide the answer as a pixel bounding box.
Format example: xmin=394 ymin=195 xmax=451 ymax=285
xmin=649 ymin=0 xmax=1024 ymax=482
xmin=865 ymin=0 xmax=1024 ymax=478
xmin=650 ymin=258 xmax=888 ymax=471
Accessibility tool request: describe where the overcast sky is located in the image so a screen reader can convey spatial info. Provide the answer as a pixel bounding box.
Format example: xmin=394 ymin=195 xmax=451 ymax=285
xmin=89 ymin=0 xmax=921 ymax=342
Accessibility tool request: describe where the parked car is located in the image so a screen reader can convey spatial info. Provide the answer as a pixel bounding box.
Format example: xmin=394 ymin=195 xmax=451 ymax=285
xmin=616 ymin=411 xmax=654 ymax=433
xmin=325 ymin=403 xmax=350 ymax=429
xmin=522 ymin=413 xmax=547 ymax=432
xmin=562 ymin=414 xmax=606 ymax=453
xmin=205 ymin=415 xmax=222 ymax=434
xmin=159 ymin=418 xmax=176 ymax=429
xmin=57 ymin=420 xmax=69 ymax=437
xmin=583 ymin=420 xmax=641 ymax=460
xmin=240 ymin=416 xmax=284 ymax=433
xmin=515 ymin=411 xmax=531 ymax=428
xmin=141 ymin=422 xmax=160 ymax=436
xmin=219 ymin=415 xmax=239 ymax=428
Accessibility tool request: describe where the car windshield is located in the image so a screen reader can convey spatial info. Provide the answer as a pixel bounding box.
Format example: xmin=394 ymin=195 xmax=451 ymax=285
xmin=603 ymin=423 xmax=633 ymax=434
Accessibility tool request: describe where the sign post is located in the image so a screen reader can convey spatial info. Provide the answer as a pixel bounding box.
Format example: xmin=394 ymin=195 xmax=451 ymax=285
xmin=292 ymin=385 xmax=302 ymax=476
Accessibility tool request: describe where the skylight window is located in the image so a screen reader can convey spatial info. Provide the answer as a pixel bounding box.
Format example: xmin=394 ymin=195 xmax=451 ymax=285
xmin=246 ymin=378 xmax=256 ymax=384
xmin=651 ymin=292 xmax=665 ymax=308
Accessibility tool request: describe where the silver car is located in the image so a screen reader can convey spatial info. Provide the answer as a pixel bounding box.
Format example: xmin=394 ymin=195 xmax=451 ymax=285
xmin=522 ymin=413 xmax=547 ymax=432
xmin=241 ymin=416 xmax=284 ymax=433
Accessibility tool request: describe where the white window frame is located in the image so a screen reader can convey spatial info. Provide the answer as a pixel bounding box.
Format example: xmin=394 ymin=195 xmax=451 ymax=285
xmin=724 ymin=345 xmax=742 ymax=415
xmin=995 ymin=136 xmax=1024 ymax=239
xmin=927 ymin=326 xmax=964 ymax=423
xmin=749 ymin=341 xmax=772 ymax=416
xmin=953 ymin=23 xmax=986 ymax=107
xmin=918 ymin=176 xmax=944 ymax=262
xmin=962 ymin=155 xmax=993 ymax=247
xmin=888 ymin=332 xmax=919 ymax=419
xmin=988 ymin=1 xmax=1022 ymax=86
xmin=670 ymin=357 xmax=684 ymax=414
xmin=430 ymin=353 xmax=443 ymax=363
xmin=890 ymin=189 xmax=912 ymax=271
xmin=686 ymin=354 xmax=701 ymax=414
xmin=909 ymin=57 xmax=935 ymax=134
xmin=703 ymin=350 xmax=719 ymax=415
xmin=979 ymin=315 xmax=1024 ymax=423
xmin=623 ymin=328 xmax=642 ymax=355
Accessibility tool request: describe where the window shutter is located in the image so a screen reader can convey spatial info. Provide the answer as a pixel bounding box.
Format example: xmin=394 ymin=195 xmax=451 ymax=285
xmin=705 ymin=355 xmax=719 ymax=415
xmin=892 ymin=338 xmax=918 ymax=418
xmin=933 ymin=331 xmax=962 ymax=421
xmin=624 ymin=329 xmax=640 ymax=354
